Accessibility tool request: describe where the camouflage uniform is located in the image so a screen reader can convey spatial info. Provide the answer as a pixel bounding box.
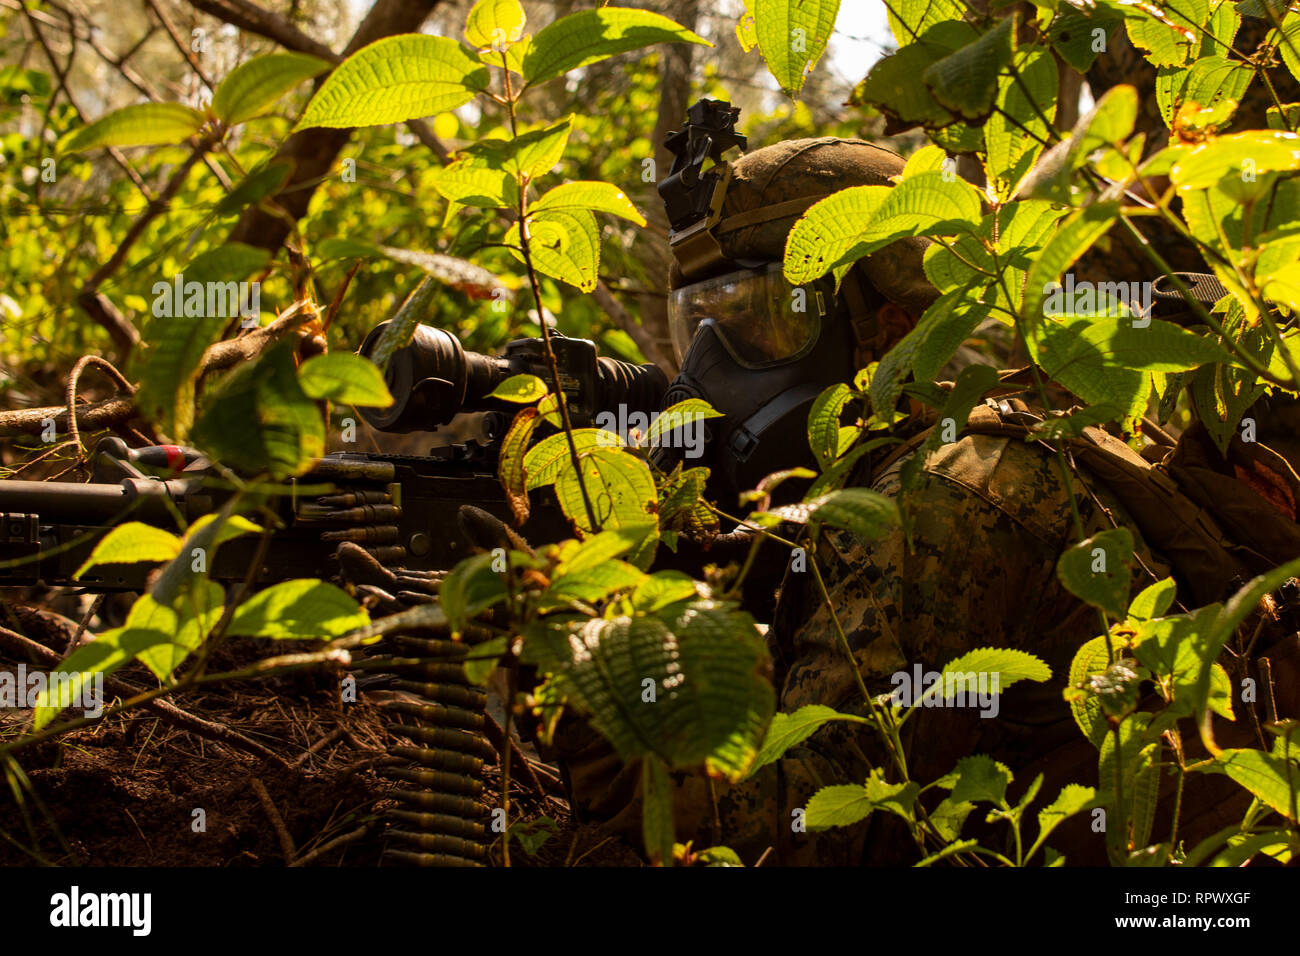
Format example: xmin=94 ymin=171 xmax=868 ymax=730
xmin=557 ymin=410 xmax=1300 ymax=865
xmin=556 ymin=421 xmax=1169 ymax=863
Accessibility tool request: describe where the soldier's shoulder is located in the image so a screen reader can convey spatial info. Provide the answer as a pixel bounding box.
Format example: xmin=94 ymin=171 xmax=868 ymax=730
xmin=866 ymin=430 xmax=1080 ymax=546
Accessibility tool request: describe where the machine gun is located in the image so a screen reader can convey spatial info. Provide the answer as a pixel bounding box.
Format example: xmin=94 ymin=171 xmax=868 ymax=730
xmin=0 ymin=326 xmax=668 ymax=592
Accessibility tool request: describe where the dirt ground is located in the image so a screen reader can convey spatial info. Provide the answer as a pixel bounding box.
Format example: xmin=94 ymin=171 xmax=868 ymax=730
xmin=0 ymin=611 xmax=639 ymax=868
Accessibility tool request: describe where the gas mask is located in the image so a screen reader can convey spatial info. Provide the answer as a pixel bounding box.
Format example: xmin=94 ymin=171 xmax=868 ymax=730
xmin=653 ymin=262 xmax=872 ymax=508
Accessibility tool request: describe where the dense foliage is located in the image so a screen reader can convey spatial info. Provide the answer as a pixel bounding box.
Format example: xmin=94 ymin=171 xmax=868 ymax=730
xmin=4 ymin=0 xmax=1300 ymax=868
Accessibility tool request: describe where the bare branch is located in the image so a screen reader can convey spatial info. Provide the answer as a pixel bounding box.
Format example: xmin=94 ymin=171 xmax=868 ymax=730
xmin=185 ymin=0 xmax=337 ymax=61
xmin=0 ymin=398 xmax=138 ymax=439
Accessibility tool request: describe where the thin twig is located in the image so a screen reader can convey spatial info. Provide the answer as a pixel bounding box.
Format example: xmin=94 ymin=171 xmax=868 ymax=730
xmin=289 ymin=824 xmax=370 ymax=867
xmin=250 ymin=777 xmax=296 ymax=863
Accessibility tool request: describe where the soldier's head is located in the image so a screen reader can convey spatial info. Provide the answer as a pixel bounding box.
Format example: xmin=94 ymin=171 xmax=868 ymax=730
xmin=658 ymin=134 xmax=939 ymax=504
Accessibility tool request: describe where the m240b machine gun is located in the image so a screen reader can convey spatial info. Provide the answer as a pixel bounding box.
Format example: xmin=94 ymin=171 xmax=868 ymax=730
xmin=0 ymin=326 xmax=668 ymax=591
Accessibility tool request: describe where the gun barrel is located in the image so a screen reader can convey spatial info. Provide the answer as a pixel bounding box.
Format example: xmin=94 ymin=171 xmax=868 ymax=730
xmin=0 ymin=478 xmax=186 ymax=522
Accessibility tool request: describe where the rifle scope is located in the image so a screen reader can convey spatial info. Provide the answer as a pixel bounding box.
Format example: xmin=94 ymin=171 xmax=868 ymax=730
xmin=356 ymin=323 xmax=668 ymax=434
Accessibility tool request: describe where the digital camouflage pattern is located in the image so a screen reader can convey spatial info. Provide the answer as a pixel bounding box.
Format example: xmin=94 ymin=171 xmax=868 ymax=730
xmin=552 ymin=416 xmax=1300 ymax=865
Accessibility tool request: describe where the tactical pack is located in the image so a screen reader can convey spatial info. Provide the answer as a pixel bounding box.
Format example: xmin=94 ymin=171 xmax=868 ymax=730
xmin=887 ymin=396 xmax=1300 ymax=614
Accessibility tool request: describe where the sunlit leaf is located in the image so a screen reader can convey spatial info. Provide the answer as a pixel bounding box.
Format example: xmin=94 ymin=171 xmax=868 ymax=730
xmin=212 ymin=52 xmax=329 ymax=126
xmin=60 ymin=102 xmax=204 ymax=153
xmin=522 ymin=7 xmax=710 ymax=87
xmin=296 ymin=35 xmax=489 ymax=130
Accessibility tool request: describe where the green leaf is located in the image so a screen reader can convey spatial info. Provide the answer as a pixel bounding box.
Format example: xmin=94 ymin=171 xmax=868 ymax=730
xmin=1020 ymin=85 xmax=1139 ymax=202
xmin=657 ymin=466 xmax=717 ymax=541
xmin=1040 ymin=317 xmax=1233 ymax=373
xmin=852 ymin=28 xmax=961 ymax=129
xmin=521 ymin=7 xmax=710 ymax=88
xmin=212 ymin=52 xmax=329 ymax=126
xmin=464 ymin=635 xmax=508 ymax=686
xmin=184 ymin=513 xmax=264 ymax=550
xmin=1049 ymin=5 xmax=1122 ymax=72
xmin=737 ymin=1 xmax=757 ymax=52
xmin=365 ymin=275 xmax=439 ymax=371
xmin=214 ymin=161 xmax=293 ymax=217
xmin=457 ymin=116 xmax=572 ymax=180
xmin=147 ymin=504 xmax=239 ymax=613
xmin=630 ymin=571 xmax=699 ymax=613
xmin=1171 ymin=131 xmax=1300 ymax=189
xmin=522 ymin=601 xmax=773 ymax=780
xmin=807 ymin=383 xmax=853 ymax=471
xmin=1128 ymin=577 xmax=1177 ymax=622
xmin=915 ymin=838 xmax=980 ymax=867
xmin=784 ymin=172 xmax=982 ymax=285
xmin=506 ymin=211 xmax=600 ymax=292
xmin=524 ymin=428 xmax=618 ymax=490
xmin=428 ymin=161 xmax=519 ymax=208
xmin=1209 ymin=749 xmax=1299 ymax=819
xmin=554 ymin=526 xmax=649 ymax=576
xmin=852 ymin=21 xmax=974 ymax=129
xmin=134 ymin=242 xmax=271 ymax=438
xmin=1032 ymin=783 xmax=1097 ymax=857
xmin=1209 ymin=830 xmax=1295 ymax=867
xmin=1280 ymin=12 xmax=1300 ymax=87
xmin=507 ymin=816 xmax=559 ymax=858
xmin=191 ymin=340 xmax=325 ymax=478
xmin=73 ymin=523 xmax=181 ymax=579
xmin=60 ymin=102 xmax=204 ymax=153
xmin=1055 ymin=527 xmax=1135 ymax=620
xmin=885 ymin=0 xmax=965 ymax=43
xmin=808 ymin=487 xmax=901 ymax=541
xmin=748 ymin=704 xmax=868 ymax=777
xmin=1157 ymin=57 xmax=1252 ymax=130
xmin=532 ymin=181 xmax=646 ymax=225
xmin=227 ymin=578 xmax=369 ymax=639
xmin=642 ymin=756 xmax=675 ymax=866
xmin=928 ymin=795 xmax=976 ymax=843
xmin=440 ymin=549 xmax=537 ymax=635
xmin=1191 ymin=557 xmax=1300 ymax=746
xmin=544 ymin=559 xmax=645 ymax=606
xmin=295 ymin=35 xmax=489 ymax=131
xmin=753 ymin=0 xmax=842 ymax=97
xmin=946 ymin=754 xmax=1012 ymax=806
xmin=1021 ymin=202 xmax=1120 ymax=326
xmin=487 ymin=373 xmax=548 ymax=403
xmin=556 ymin=447 xmax=657 ymax=535
xmin=693 ymin=845 xmax=744 ymax=867
xmin=298 ymin=352 xmax=394 ymax=407
xmin=643 ymin=398 xmax=722 ymax=450
xmin=923 ymin=13 xmax=1015 ymax=121
xmin=806 ymin=770 xmax=920 ymax=830
xmin=34 ymin=627 xmax=174 ymax=729
xmin=806 ymin=438 xmax=899 ymax=498
xmin=898 ymin=364 xmax=1001 ymax=489
xmin=464 ymin=0 xmax=526 ymax=51
xmin=984 ymin=46 xmax=1057 ymax=201
xmin=1125 ymin=0 xmax=1207 ymax=67
xmin=132 ymin=581 xmax=225 ymax=680
xmin=934 ymin=647 xmax=1051 ymax=702
xmin=804 ymin=784 xmax=877 ymax=829
xmin=1066 ymin=634 xmax=1112 ymax=748
xmin=1034 ymin=322 xmax=1151 ymax=429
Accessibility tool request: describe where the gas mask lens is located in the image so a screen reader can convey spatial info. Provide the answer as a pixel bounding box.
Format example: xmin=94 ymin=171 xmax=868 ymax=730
xmin=669 ymin=263 xmax=826 ymax=368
